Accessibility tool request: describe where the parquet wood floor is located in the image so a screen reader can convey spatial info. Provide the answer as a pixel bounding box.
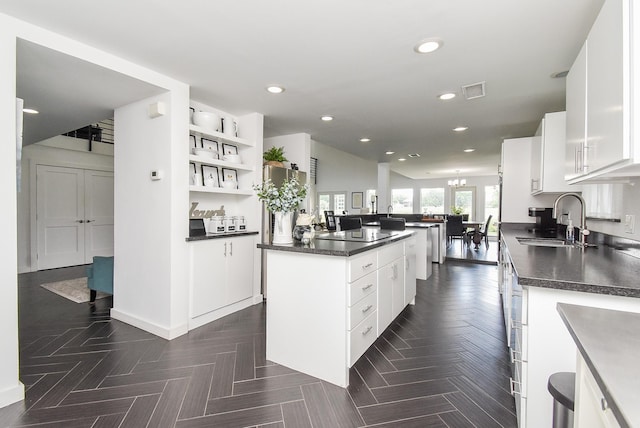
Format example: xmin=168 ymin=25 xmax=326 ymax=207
xmin=1 ymin=261 xmax=516 ymax=427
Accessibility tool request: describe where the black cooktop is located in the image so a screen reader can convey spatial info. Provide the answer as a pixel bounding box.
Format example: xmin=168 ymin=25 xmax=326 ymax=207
xmin=315 ymin=229 xmax=400 ymax=242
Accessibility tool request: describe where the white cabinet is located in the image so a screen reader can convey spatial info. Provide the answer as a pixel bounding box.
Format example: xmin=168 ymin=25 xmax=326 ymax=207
xmin=575 ymin=355 xmax=621 ymax=428
xmin=566 ymin=42 xmax=588 ymax=181
xmin=378 ymin=242 xmax=405 ymax=332
xmin=530 ymin=111 xmax=575 ymax=194
xmin=190 ymin=235 xmax=255 ymax=319
xmin=404 ymin=237 xmax=417 ymax=306
xmin=566 ymin=0 xmax=640 ymax=183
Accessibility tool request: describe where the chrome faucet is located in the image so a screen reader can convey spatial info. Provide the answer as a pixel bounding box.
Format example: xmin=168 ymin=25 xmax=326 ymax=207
xmin=553 ymin=192 xmax=590 ymax=247
xmin=387 ymin=205 xmax=393 ymax=217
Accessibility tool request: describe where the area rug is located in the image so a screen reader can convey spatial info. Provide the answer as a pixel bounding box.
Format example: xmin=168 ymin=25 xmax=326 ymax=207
xmin=40 ymin=277 xmax=109 ymax=303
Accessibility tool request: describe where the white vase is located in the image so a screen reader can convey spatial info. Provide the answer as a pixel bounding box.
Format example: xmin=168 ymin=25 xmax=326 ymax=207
xmin=272 ymin=211 xmax=293 ymax=244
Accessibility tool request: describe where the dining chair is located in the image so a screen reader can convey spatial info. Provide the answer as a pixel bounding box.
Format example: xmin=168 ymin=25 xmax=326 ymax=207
xmin=380 ymin=217 xmax=406 ymax=230
xmin=468 ymin=214 xmax=493 ymax=248
xmin=446 ymin=215 xmax=466 ymax=250
xmin=324 ymin=211 xmax=337 ymax=231
xmin=339 ymin=217 xmax=362 ymax=231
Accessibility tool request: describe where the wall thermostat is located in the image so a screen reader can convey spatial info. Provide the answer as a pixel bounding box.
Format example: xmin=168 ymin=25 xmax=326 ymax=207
xmin=150 ymin=170 xmax=164 ymax=181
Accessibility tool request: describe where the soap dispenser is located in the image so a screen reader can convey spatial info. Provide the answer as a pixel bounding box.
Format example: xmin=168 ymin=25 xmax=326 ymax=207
xmin=565 ymin=219 xmax=575 ymax=243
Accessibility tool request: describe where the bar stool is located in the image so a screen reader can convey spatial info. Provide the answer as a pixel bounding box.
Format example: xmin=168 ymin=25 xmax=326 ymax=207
xmin=547 ymin=372 xmax=576 ymax=428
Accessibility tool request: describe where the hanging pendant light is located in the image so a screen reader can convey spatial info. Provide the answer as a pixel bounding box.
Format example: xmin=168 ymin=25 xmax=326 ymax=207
xmin=448 ymin=170 xmax=466 ymax=187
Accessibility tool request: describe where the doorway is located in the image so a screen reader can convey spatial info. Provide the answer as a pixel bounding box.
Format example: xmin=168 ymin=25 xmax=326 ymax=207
xmin=451 ymin=186 xmax=477 ymax=220
xmin=35 ymin=165 xmax=114 ymax=270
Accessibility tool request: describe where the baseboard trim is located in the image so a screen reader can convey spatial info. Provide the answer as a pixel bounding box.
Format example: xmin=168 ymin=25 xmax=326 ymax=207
xmin=188 ymin=296 xmax=262 ymax=331
xmin=110 ymin=309 xmax=188 ymax=340
xmin=0 ymin=382 xmax=24 ymax=409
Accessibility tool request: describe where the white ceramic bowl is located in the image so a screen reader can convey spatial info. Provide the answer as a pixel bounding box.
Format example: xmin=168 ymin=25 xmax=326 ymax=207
xmin=222 ymin=180 xmax=236 ymax=189
xmin=223 ymin=154 xmax=241 ymax=163
xmin=192 ymin=111 xmax=220 ymax=132
xmin=192 ymin=147 xmax=217 ymax=158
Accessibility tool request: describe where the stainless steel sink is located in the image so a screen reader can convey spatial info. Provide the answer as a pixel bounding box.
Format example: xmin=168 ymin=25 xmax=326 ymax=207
xmin=516 ymin=237 xmax=574 ymax=247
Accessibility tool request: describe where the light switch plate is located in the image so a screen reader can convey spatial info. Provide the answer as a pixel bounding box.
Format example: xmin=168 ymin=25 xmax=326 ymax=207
xmin=624 ymin=214 xmax=635 ymax=233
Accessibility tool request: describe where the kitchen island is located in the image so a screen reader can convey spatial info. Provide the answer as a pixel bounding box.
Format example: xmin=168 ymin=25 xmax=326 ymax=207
xmin=258 ymin=228 xmax=416 ymax=387
xmin=500 ymin=224 xmax=640 ymax=428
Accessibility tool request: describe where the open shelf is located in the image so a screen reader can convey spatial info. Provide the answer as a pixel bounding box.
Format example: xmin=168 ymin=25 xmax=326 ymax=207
xmin=189 ymin=124 xmax=254 ymax=148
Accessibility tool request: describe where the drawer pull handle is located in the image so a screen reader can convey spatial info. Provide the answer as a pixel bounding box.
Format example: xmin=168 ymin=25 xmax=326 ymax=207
xmin=361 ymin=283 xmax=374 ymax=291
xmin=361 ymin=304 xmax=373 ymax=313
xmin=509 ymin=377 xmax=521 ymax=396
xmin=362 ymin=262 xmax=373 ymax=269
xmin=362 ymin=326 xmax=373 ymax=336
xmin=601 ymin=397 xmax=609 ymax=412
xmin=510 ymin=319 xmax=522 ymax=330
xmin=510 ymin=349 xmax=523 ymax=363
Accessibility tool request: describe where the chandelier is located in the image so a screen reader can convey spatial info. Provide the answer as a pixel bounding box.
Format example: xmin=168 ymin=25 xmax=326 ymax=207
xmin=448 ymin=170 xmax=466 ymax=187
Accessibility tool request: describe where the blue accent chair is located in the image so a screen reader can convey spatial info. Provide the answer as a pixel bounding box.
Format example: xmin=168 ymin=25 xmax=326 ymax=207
xmin=86 ymin=256 xmax=114 ymax=303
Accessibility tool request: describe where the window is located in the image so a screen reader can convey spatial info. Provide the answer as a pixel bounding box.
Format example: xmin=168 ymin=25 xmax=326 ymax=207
xmin=451 ymin=187 xmax=476 ymax=219
xmin=318 ymin=192 xmax=347 ymax=222
xmin=484 ymin=185 xmax=500 ymax=235
xmin=334 ymin=193 xmax=346 ymax=213
xmin=420 ymin=188 xmax=444 ymax=214
xmin=391 ymin=188 xmax=413 ymax=214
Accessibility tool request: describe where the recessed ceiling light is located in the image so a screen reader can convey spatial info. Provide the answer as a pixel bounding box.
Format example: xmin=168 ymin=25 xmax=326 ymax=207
xmin=385 ymin=151 xmax=395 ymax=155
xmin=266 ymin=85 xmax=285 ymax=94
xmin=398 ymin=158 xmax=407 ymax=162
xmin=360 ymin=138 xmax=371 ymax=142
xmin=453 ymin=126 xmax=468 ymax=132
xmin=321 ymin=115 xmax=333 ymax=121
xmin=414 ymin=38 xmax=443 ymax=54
xmin=464 ymin=148 xmax=475 ymax=153
xmin=438 ymin=93 xmax=456 ymax=101
xmin=23 ymin=108 xmax=39 ymax=114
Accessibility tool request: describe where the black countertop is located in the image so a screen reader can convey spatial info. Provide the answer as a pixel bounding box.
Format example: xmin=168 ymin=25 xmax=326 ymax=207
xmin=558 ymin=303 xmax=640 ymax=427
xmin=258 ymin=228 xmax=414 ymax=257
xmin=501 ymin=224 xmax=640 ymax=297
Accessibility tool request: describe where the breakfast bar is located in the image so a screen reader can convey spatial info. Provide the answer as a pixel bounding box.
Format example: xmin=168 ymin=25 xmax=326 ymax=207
xmin=258 ymin=228 xmax=416 ymax=387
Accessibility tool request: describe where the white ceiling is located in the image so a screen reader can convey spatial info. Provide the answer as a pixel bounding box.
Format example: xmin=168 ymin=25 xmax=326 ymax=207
xmin=3 ymin=0 xmax=604 ymax=179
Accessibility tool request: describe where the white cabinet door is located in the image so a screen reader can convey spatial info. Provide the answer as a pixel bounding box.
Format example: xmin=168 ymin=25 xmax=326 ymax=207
xmin=586 ymin=0 xmax=627 ymax=173
xmin=84 ymin=170 xmax=114 ymax=262
xmin=226 ymin=236 xmax=254 ymax=305
xmin=377 ymin=264 xmax=393 ymax=333
xmin=404 ymin=238 xmax=417 ymax=305
xmin=191 ymin=240 xmax=227 ymax=318
xmin=391 ymin=258 xmax=405 ymax=319
xmin=532 ymin=112 xmax=574 ymax=194
xmin=566 ymin=42 xmax=588 ymax=181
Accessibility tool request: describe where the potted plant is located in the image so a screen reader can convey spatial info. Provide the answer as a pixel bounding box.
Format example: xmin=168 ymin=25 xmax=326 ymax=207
xmin=263 ymin=146 xmax=288 ymax=167
xmin=253 ymin=177 xmax=308 ymax=244
xmin=451 ymin=206 xmax=464 ymax=215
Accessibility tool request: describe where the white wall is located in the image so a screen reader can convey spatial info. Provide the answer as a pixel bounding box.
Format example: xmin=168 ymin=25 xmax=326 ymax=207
xmin=0 ymin=22 xmax=24 ymax=409
xmin=1 ymin=11 xmax=191 ymax=408
xmin=264 ymin=133 xmax=310 ymax=173
xmin=111 ymin=90 xmax=190 ymax=340
xmin=584 ymin=178 xmax=640 ymax=240
xmin=18 ymin=139 xmax=114 ymax=273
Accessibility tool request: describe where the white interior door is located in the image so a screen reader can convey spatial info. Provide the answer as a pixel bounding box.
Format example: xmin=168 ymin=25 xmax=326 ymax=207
xmin=36 ymin=165 xmax=85 ymax=269
xmin=84 ymin=170 xmax=114 ymax=262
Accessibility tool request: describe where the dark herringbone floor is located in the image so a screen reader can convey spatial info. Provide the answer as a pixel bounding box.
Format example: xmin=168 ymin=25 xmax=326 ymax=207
xmin=1 ymin=262 xmax=516 ymax=427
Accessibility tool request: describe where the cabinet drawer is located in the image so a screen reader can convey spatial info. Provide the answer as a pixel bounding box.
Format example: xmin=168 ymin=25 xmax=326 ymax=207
xmin=348 ymin=291 xmax=377 ymax=330
xmin=378 ymin=241 xmax=403 ymax=266
xmin=404 ymin=237 xmax=417 ymax=256
xmin=348 ymin=271 xmax=377 ymax=306
xmin=348 ymin=310 xmax=377 ymax=367
xmin=348 ymin=252 xmax=377 ymax=282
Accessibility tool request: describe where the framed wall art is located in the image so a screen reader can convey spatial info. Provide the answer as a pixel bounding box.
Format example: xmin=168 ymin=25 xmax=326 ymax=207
xmin=201 ymin=138 xmax=219 ymax=153
xmin=352 ymin=192 xmax=363 ymax=209
xmin=221 ymin=168 xmax=238 ymax=188
xmin=222 ymin=143 xmax=238 ymax=155
xmin=201 ymin=165 xmax=220 ymax=187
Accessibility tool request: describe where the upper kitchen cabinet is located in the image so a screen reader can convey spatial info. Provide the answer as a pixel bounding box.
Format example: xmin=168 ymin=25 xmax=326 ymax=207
xmin=530 ymin=111 xmax=575 ymax=194
xmin=566 ymin=0 xmax=640 ymax=183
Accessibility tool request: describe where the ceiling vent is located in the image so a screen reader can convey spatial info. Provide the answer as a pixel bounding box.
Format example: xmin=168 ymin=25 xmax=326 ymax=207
xmin=461 ymin=81 xmax=486 ymax=100
xmin=408 ymin=153 xmax=421 ymax=158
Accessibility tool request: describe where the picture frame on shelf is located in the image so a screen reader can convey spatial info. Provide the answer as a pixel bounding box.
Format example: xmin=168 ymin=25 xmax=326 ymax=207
xmin=222 ymin=143 xmax=238 ymax=155
xmin=190 ymin=162 xmax=197 ymax=174
xmin=221 ymin=168 xmax=238 ymax=189
xmin=352 ymin=192 xmax=363 ymax=209
xmin=190 ymin=135 xmax=197 ymax=148
xmin=201 ymin=138 xmax=219 ymax=155
xmin=190 ymin=162 xmax=202 ymax=186
xmin=201 ymin=165 xmax=220 ymax=188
